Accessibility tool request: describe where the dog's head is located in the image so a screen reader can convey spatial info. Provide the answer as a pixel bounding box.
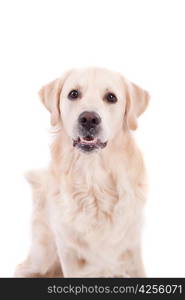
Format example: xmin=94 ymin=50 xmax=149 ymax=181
xmin=39 ymin=68 xmax=149 ymax=153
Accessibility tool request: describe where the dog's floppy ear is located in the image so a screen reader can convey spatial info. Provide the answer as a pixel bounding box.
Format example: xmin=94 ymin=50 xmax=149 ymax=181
xmin=125 ymin=80 xmax=150 ymax=130
xmin=39 ymin=78 xmax=63 ymax=126
xmin=39 ymin=71 xmax=72 ymax=126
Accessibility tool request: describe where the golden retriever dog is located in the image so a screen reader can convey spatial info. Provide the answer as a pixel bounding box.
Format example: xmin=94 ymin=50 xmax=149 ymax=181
xmin=15 ymin=67 xmax=149 ymax=277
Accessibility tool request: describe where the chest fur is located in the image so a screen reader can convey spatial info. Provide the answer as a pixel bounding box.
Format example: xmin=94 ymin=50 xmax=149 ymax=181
xmin=49 ymin=151 xmax=145 ymax=262
xmin=56 ymin=155 xmax=136 ymax=236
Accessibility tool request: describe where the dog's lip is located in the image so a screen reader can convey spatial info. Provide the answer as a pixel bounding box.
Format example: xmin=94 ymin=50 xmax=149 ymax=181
xmin=80 ymin=136 xmax=98 ymax=144
xmin=73 ymin=136 xmax=107 ymax=148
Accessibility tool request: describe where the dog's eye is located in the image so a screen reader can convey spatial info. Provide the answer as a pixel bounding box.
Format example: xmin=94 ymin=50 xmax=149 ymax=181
xmin=68 ymin=90 xmax=79 ymax=100
xmin=104 ymin=93 xmax=117 ymax=103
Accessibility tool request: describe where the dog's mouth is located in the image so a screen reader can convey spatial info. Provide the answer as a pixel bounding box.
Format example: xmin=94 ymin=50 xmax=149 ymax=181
xmin=73 ymin=136 xmax=107 ymax=152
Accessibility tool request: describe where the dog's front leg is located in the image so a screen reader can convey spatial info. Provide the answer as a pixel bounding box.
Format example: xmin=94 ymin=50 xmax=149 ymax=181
xmin=120 ymin=246 xmax=146 ymax=277
xmin=53 ymin=232 xmax=87 ymax=278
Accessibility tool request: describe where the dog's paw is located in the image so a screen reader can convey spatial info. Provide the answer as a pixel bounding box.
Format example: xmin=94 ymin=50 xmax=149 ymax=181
xmin=14 ymin=264 xmax=29 ymax=278
xmin=14 ymin=262 xmax=36 ymax=278
xmin=113 ymin=272 xmax=130 ymax=278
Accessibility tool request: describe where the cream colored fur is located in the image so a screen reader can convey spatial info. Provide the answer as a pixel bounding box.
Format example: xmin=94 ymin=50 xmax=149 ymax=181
xmin=15 ymin=67 xmax=149 ymax=277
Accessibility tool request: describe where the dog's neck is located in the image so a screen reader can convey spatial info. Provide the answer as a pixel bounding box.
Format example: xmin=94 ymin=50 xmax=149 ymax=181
xmin=50 ymin=128 xmax=139 ymax=180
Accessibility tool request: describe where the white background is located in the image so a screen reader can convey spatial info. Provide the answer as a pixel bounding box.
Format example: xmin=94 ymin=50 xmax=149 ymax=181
xmin=0 ymin=0 xmax=185 ymax=277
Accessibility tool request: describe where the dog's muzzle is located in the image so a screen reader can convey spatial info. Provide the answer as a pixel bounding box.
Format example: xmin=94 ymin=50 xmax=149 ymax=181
xmin=73 ymin=111 xmax=107 ymax=152
xmin=78 ymin=111 xmax=101 ymax=134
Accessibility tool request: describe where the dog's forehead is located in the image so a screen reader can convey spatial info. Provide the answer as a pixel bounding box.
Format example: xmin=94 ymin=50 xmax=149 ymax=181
xmin=64 ymin=68 xmax=123 ymax=91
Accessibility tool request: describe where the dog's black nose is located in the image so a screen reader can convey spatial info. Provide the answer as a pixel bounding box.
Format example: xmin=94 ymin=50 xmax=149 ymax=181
xmin=78 ymin=111 xmax=101 ymax=130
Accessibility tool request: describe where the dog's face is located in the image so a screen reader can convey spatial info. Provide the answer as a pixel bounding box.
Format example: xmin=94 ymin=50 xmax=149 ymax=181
xmin=60 ymin=69 xmax=125 ymax=152
xmin=39 ymin=68 xmax=149 ymax=153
